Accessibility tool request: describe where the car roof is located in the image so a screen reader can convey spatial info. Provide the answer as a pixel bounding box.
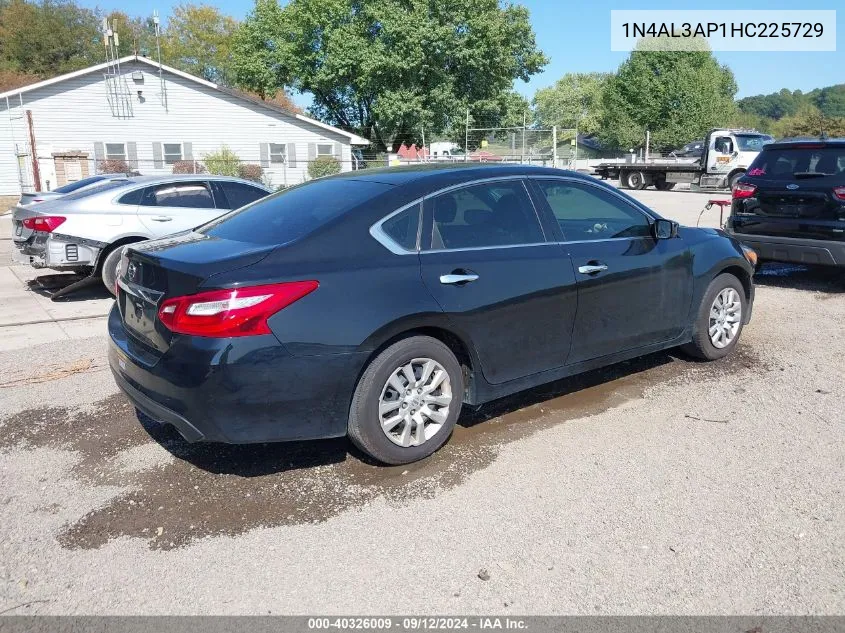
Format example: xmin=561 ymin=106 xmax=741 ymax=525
xmin=122 ymin=174 xmax=271 ymax=188
xmin=763 ymin=139 xmax=845 ymax=150
xmin=330 ymin=163 xmax=585 ymax=186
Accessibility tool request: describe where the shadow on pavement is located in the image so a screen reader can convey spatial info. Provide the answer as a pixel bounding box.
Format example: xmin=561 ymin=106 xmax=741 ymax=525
xmin=753 ymin=262 xmax=844 ymax=294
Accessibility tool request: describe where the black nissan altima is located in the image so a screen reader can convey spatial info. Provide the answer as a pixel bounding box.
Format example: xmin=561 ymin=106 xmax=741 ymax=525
xmin=109 ymin=164 xmax=757 ymax=465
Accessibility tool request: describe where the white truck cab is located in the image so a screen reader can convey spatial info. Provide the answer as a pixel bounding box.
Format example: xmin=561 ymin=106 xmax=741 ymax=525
xmin=699 ymin=129 xmax=774 ymax=189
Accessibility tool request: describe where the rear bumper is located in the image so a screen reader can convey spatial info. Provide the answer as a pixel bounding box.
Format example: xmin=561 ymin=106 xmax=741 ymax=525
xmin=13 ymin=232 xmax=102 ymax=269
xmin=107 ymin=304 xmax=366 ymax=444
xmin=728 ymin=231 xmax=845 ymax=267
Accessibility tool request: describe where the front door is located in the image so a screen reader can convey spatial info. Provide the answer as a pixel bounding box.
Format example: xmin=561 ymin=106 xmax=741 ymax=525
xmin=419 ymin=179 xmax=577 ymax=385
xmin=531 ymin=178 xmax=692 ymax=364
xmin=136 ymin=180 xmax=221 ymax=238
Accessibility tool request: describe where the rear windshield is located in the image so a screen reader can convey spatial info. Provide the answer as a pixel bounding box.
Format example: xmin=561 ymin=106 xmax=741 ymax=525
xmin=53 ymin=175 xmax=114 ymax=193
xmin=60 ymin=179 xmax=130 ymax=200
xmin=199 ymin=178 xmax=393 ymax=245
xmin=747 ymin=146 xmax=845 ymax=180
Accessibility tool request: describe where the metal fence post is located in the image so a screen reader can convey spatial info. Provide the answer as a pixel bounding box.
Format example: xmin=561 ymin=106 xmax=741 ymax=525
xmin=464 ymin=109 xmax=469 ymax=162
xmin=552 ymin=125 xmax=557 ymax=168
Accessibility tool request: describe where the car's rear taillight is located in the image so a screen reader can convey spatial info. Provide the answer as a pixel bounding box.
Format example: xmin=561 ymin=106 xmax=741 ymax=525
xmin=833 ymin=186 xmax=845 ymax=201
xmin=732 ymin=183 xmax=757 ymax=200
xmin=22 ymin=215 xmax=66 ymax=232
xmin=157 ymin=281 xmax=319 ymax=338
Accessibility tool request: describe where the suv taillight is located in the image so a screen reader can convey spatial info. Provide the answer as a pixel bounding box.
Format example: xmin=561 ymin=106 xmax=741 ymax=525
xmin=22 ymin=215 xmax=66 ymax=232
xmin=732 ymin=183 xmax=757 ymax=200
xmin=157 ymin=281 xmax=319 ymax=338
xmin=833 ymin=186 xmax=845 ymax=201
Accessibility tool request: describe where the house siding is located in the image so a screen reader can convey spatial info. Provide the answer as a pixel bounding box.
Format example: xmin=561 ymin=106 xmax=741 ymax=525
xmin=0 ymin=60 xmax=358 ymax=195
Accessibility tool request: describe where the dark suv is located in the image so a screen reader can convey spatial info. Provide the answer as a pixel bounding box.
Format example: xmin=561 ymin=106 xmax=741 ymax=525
xmin=726 ymin=140 xmax=845 ymax=267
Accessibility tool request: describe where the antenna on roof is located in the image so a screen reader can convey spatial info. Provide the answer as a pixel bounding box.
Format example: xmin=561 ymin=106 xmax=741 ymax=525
xmin=152 ymin=10 xmax=168 ymax=111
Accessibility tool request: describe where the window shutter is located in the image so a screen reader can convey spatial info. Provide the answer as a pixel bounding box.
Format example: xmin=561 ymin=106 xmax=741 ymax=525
xmin=94 ymin=142 xmax=105 ymax=162
xmin=308 ymin=143 xmax=316 ymax=163
xmin=334 ymin=142 xmax=342 ymax=159
xmin=127 ymin=142 xmax=138 ymax=171
xmin=183 ymin=142 xmax=193 ymax=161
xmin=259 ymin=143 xmax=270 ymax=168
xmin=152 ymin=142 xmax=163 ymax=169
xmin=286 ymin=143 xmax=297 ymax=168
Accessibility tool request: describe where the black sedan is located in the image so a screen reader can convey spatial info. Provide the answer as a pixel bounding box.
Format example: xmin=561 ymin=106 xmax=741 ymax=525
xmin=109 ymin=164 xmax=757 ymax=465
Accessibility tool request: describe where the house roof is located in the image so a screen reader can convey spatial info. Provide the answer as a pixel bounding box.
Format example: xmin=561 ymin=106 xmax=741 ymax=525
xmin=0 ymin=55 xmax=370 ymax=146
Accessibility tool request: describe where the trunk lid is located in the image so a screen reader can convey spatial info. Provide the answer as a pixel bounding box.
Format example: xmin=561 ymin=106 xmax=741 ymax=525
xmin=117 ymin=231 xmax=275 ymax=358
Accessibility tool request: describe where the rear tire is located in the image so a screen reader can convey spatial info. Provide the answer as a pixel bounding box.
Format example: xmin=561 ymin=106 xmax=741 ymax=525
xmin=655 ymin=179 xmax=676 ymax=191
xmin=728 ymin=171 xmax=745 ymax=190
xmin=348 ymin=336 xmax=463 ymax=465
xmin=100 ymin=246 xmax=124 ymax=296
xmin=681 ymin=273 xmax=746 ymax=361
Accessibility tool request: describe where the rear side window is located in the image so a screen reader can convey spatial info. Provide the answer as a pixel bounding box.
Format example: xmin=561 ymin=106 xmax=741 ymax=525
xmin=60 ymin=179 xmax=128 ymax=201
xmin=217 ymin=181 xmax=269 ymax=210
xmin=747 ymin=147 xmax=845 ymax=180
xmin=380 ymin=204 xmax=420 ymax=251
xmin=535 ymin=180 xmax=651 ymax=241
xmin=200 ymin=179 xmax=393 ymax=245
xmin=118 ymin=188 xmax=144 ymax=205
xmin=140 ymin=182 xmax=215 ymax=209
xmin=54 ymin=175 xmax=112 ymax=193
xmin=427 ymin=181 xmax=543 ymax=250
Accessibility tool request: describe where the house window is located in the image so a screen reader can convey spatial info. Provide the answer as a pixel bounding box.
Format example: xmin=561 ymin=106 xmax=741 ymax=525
xmin=269 ymin=143 xmax=286 ymax=164
xmin=163 ymin=143 xmax=183 ymax=165
xmin=317 ymin=143 xmax=334 ymax=156
xmin=105 ymin=143 xmax=126 ymax=161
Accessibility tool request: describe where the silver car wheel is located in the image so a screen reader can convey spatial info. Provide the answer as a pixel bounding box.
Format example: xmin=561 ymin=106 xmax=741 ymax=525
xmin=708 ymin=287 xmax=741 ymax=349
xmin=378 ymin=358 xmax=453 ymax=448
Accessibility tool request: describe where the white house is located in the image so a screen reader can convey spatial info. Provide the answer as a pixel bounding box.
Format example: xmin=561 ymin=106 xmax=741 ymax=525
xmin=0 ymin=55 xmax=369 ymax=201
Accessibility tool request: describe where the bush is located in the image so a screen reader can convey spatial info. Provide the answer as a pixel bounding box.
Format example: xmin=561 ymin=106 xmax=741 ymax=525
xmin=97 ymin=159 xmax=130 ymax=174
xmin=203 ymin=145 xmax=240 ymax=177
xmin=308 ymin=155 xmax=341 ymax=179
xmin=238 ymin=163 xmax=264 ymax=183
xmin=172 ymin=160 xmax=206 ymax=174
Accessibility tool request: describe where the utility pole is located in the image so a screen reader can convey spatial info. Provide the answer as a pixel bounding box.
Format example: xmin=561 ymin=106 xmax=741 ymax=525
xmin=421 ymin=127 xmax=426 ymax=162
xmin=464 ymin=109 xmax=469 ymax=162
xmin=521 ymin=111 xmax=526 ymax=164
xmin=645 ymin=130 xmax=650 ymax=162
xmin=552 ymin=125 xmax=557 ymax=168
xmin=26 ymin=110 xmax=41 ymax=191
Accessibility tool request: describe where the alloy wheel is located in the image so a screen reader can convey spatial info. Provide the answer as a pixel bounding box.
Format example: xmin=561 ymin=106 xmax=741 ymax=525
xmin=378 ymin=358 xmax=453 ymax=447
xmin=709 ymin=288 xmax=741 ymax=348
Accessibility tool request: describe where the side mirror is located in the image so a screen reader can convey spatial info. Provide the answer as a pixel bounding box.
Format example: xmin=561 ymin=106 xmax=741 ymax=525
xmin=653 ymin=219 xmax=678 ymax=239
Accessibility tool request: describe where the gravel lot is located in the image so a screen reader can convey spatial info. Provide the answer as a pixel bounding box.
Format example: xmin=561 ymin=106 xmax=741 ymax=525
xmin=0 ymin=188 xmax=843 ymax=615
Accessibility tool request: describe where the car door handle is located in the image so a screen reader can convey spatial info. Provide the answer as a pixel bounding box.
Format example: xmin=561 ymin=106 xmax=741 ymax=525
xmin=150 ymin=216 xmax=172 ymax=222
xmin=578 ymin=264 xmax=608 ymax=275
xmin=440 ymin=272 xmax=479 ymax=285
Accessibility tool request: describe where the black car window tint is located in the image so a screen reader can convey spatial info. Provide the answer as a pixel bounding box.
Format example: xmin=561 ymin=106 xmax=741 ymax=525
xmin=219 ymin=182 xmax=268 ymax=210
xmin=141 ymin=182 xmax=215 ymax=209
xmin=381 ymin=204 xmax=420 ymax=251
xmin=117 ymin=187 xmax=144 ymax=205
xmin=536 ymin=180 xmax=651 ymax=241
xmin=429 ymin=181 xmax=543 ymax=250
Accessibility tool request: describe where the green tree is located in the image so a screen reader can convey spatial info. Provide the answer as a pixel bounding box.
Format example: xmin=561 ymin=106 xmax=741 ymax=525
xmin=772 ymin=104 xmax=845 ymax=139
xmin=307 ymin=155 xmax=341 ymax=179
xmin=161 ymin=3 xmax=238 ymax=85
xmin=204 ymin=145 xmax=240 ymax=176
xmin=532 ymin=72 xmax=609 ymax=135
xmin=598 ymin=42 xmax=737 ymax=151
xmin=233 ymin=0 xmax=547 ymax=151
xmin=0 ymin=0 xmax=102 ymax=76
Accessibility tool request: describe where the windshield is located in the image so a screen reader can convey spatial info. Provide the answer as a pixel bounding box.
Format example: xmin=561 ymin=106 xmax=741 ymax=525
xmin=746 ymin=146 xmax=845 ymax=180
xmin=53 ymin=175 xmax=115 ymax=194
xmin=735 ymin=134 xmax=774 ymax=152
xmin=199 ymin=178 xmax=394 ymax=245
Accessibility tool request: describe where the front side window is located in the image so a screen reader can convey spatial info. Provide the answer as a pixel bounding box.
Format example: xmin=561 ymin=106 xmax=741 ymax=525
xmin=140 ymin=181 xmax=215 ymax=209
xmin=317 ymin=144 xmax=334 ymax=156
xmin=714 ymin=137 xmax=734 ymax=154
xmin=427 ymin=181 xmax=544 ymax=250
xmin=105 ymin=143 xmax=126 ymax=161
xmin=269 ymin=143 xmax=286 ymax=164
xmin=163 ymin=143 xmax=183 ymax=165
xmin=535 ymin=180 xmax=651 ymax=241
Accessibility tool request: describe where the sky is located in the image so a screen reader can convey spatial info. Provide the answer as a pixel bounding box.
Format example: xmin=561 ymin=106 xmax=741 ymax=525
xmin=83 ymin=0 xmax=844 ymax=107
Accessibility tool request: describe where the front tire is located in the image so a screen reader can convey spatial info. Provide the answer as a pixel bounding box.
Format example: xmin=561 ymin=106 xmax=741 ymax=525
xmin=681 ymin=273 xmax=746 ymax=361
xmin=348 ymin=336 xmax=463 ymax=465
